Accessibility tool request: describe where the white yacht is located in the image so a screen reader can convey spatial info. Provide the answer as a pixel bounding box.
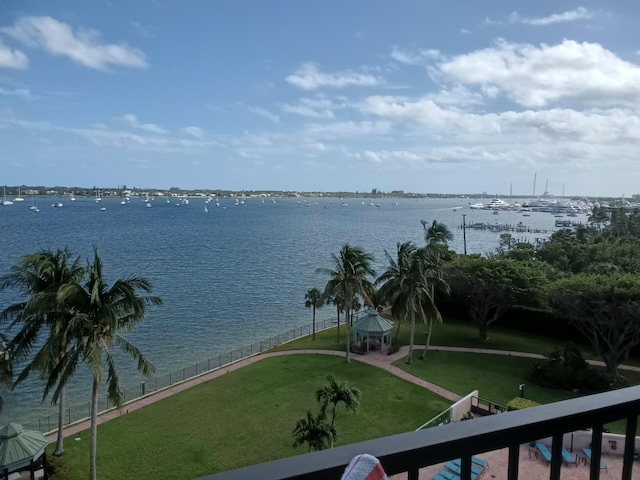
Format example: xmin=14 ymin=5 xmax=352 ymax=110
xmin=14 ymin=187 xmax=24 ymax=202
xmin=469 ymin=202 xmax=484 ymax=209
xmin=2 ymin=187 xmax=13 ymax=206
xmin=485 ymin=198 xmax=511 ymax=210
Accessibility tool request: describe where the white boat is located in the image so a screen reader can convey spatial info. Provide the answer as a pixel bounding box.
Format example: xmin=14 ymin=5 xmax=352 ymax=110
xmin=2 ymin=187 xmax=13 ymax=206
xmin=146 ymin=202 xmax=152 ymax=208
xmin=100 ymin=206 xmax=107 ymax=211
xmin=120 ymin=200 xmax=126 ymax=205
xmin=14 ymin=187 xmax=24 ymax=202
xmin=52 ymin=201 xmax=63 ymax=208
xmin=469 ymin=202 xmax=484 ymax=209
xmin=204 ymin=205 xmax=209 ymax=213
xmin=485 ymin=198 xmax=511 ymax=210
xmin=70 ymin=191 xmax=76 ymax=201
xmin=95 ymin=189 xmax=101 ymax=203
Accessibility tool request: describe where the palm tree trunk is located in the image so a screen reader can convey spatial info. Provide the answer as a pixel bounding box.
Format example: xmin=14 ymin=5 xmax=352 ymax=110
xmin=89 ymin=378 xmax=99 ymax=480
xmin=336 ymin=307 xmax=340 ymax=343
xmin=312 ymin=307 xmax=316 ymax=341
xmin=406 ymin=310 xmax=416 ymax=364
xmin=420 ymin=285 xmax=435 ymax=360
xmin=54 ymin=385 xmax=65 ymax=455
xmin=345 ymin=307 xmax=351 ymax=363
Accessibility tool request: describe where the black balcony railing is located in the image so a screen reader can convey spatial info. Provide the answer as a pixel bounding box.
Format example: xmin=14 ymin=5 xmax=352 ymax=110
xmin=196 ymin=385 xmax=640 ymax=480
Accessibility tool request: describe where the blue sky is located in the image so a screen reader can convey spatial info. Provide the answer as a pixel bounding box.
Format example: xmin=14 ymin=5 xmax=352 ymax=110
xmin=0 ymin=1 xmax=639 ymax=196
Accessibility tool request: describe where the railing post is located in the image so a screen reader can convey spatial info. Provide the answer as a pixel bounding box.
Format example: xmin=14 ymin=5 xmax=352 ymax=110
xmin=622 ymin=414 xmax=637 ymax=480
xmin=550 ymin=433 xmax=563 ymax=480
xmin=460 ymin=455 xmax=472 ymax=480
xmin=507 ymin=444 xmax=519 ymax=480
xmin=590 ymin=425 xmax=603 ymax=480
xmin=141 ymin=382 xmax=145 ymax=396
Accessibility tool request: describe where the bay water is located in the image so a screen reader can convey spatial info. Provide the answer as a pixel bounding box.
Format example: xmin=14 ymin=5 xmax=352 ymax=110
xmin=0 ymin=196 xmax=574 ymax=427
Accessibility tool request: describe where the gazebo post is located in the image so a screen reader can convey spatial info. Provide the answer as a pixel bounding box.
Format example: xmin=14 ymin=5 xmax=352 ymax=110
xmin=43 ymin=452 xmax=48 ymax=480
xmin=29 ymin=458 xmax=34 ymax=480
xmin=4 ymin=467 xmax=8 ymax=480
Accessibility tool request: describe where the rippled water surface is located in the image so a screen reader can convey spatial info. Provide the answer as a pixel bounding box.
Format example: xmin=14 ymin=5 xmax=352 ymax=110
xmin=0 ymin=196 xmax=580 ymax=425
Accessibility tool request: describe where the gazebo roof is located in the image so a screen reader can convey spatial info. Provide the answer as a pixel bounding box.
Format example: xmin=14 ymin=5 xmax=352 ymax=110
xmin=353 ymin=309 xmax=393 ymax=334
xmin=0 ymin=423 xmax=47 ymax=473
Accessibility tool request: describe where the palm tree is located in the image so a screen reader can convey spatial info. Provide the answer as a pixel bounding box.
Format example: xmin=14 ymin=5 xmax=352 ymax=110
xmin=318 ymin=245 xmax=374 ymax=363
xmin=381 ymin=247 xmax=445 ymax=363
xmin=376 ymin=241 xmax=417 ymax=338
xmin=304 ymin=288 xmax=324 ymax=341
xmin=53 ymin=248 xmax=162 ymax=480
xmin=422 ymin=219 xmax=454 ymax=246
xmin=315 ymin=375 xmax=361 ymax=428
xmin=0 ymin=247 xmax=84 ymax=456
xmin=420 ymin=220 xmax=452 ymax=359
xmin=325 ymin=292 xmax=344 ymax=344
xmin=292 ymin=410 xmax=336 ymax=452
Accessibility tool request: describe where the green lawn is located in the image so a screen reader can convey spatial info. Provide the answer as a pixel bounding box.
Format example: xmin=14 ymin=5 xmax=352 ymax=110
xmin=394 ymin=350 xmax=640 ymax=433
xmin=55 ymin=354 xmax=450 ymax=480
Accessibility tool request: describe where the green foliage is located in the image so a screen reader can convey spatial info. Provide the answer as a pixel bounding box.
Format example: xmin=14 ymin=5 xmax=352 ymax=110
xmin=292 ymin=410 xmax=336 ymax=452
xmin=506 ymin=397 xmax=541 ymax=411
xmin=445 ymin=254 xmax=549 ymax=341
xmin=47 ymin=455 xmax=69 ymax=480
xmin=549 ymin=273 xmax=640 ymax=381
xmin=529 ymin=343 xmax=609 ymax=392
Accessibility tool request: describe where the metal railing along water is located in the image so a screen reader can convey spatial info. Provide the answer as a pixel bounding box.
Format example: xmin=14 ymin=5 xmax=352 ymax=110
xmin=22 ymin=316 xmax=338 ymax=433
xmin=196 ymin=385 xmax=640 ymax=480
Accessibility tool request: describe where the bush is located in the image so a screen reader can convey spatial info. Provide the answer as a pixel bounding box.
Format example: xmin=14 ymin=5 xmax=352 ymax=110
xmin=529 ymin=342 xmax=609 ymax=393
xmin=506 ymin=397 xmax=541 ymax=411
xmin=46 ymin=455 xmax=69 ymax=480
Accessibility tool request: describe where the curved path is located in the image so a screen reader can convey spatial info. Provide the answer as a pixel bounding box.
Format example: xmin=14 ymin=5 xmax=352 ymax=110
xmin=47 ymin=345 xmax=640 ymax=442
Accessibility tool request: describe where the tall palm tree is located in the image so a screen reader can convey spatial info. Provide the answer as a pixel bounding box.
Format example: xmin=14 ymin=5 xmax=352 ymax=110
xmin=0 ymin=247 xmax=84 ymax=456
xmin=304 ymin=288 xmax=324 ymax=341
xmin=315 ymin=375 xmax=361 ymax=429
xmin=325 ymin=292 xmax=344 ymax=344
xmin=421 ymin=219 xmax=454 ymax=246
xmin=292 ymin=410 xmax=336 ymax=452
xmin=376 ymin=242 xmax=417 ymax=338
xmin=420 ymin=220 xmax=453 ymax=359
xmin=318 ymin=245 xmax=374 ymax=363
xmin=53 ymin=248 xmax=162 ymax=480
xmin=381 ymin=247 xmax=445 ymax=364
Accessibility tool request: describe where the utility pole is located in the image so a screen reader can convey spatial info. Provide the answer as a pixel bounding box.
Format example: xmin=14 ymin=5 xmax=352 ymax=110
xmin=462 ymin=214 xmax=467 ymax=255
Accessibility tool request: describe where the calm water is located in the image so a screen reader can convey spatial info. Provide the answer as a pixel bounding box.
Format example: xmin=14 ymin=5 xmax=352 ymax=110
xmin=0 ymin=196 xmax=580 ymax=425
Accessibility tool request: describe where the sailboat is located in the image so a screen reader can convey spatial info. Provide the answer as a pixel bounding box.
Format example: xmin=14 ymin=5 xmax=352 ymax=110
xmin=204 ymin=205 xmax=209 ymax=213
xmin=2 ymin=187 xmax=13 ymax=206
xmin=70 ymin=191 xmax=76 ymax=201
xmin=13 ymin=186 xmax=24 ymax=202
xmin=95 ymin=189 xmax=101 ymax=203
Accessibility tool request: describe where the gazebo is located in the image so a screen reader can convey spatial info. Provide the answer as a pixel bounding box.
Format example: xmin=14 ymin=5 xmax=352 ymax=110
xmin=352 ymin=309 xmax=393 ymax=353
xmin=0 ymin=423 xmax=48 ymax=480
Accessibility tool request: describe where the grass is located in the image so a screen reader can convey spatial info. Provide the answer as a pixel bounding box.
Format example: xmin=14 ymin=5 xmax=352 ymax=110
xmin=55 ymin=354 xmax=450 ymax=480
xmin=394 ymin=350 xmax=640 ymax=434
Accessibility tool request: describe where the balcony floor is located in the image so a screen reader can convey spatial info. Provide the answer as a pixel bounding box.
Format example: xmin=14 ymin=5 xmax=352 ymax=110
xmin=389 ymin=444 xmax=622 ymax=479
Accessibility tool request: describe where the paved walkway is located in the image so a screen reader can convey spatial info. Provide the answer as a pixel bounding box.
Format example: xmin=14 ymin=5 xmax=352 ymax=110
xmin=46 ymin=344 xmax=640 ymax=442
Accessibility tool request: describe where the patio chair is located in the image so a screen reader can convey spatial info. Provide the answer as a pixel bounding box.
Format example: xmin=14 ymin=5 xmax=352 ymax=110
xmin=582 ymin=448 xmax=607 ymax=472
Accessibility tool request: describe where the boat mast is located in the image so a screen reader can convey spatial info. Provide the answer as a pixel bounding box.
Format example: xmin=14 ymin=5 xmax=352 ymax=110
xmin=533 ymin=174 xmax=537 ymax=198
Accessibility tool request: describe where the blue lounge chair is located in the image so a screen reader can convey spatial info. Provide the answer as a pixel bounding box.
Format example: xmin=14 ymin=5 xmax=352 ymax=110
xmin=443 ymin=461 xmax=481 ymax=479
xmin=433 ymin=470 xmax=458 ymax=480
xmin=451 ymin=457 xmax=487 ymax=473
xmin=535 ymin=442 xmax=552 ymax=465
xmin=582 ymin=448 xmax=607 ymax=472
xmin=561 ymin=448 xmax=577 ymax=466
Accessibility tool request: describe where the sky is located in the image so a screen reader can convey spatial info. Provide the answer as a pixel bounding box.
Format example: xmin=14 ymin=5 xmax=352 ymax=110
xmin=0 ymin=1 xmax=639 ymax=197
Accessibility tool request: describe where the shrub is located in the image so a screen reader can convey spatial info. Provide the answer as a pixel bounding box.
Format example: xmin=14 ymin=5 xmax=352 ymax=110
xmin=506 ymin=397 xmax=541 ymax=411
xmin=529 ymin=342 xmax=609 ymax=392
xmin=46 ymin=455 xmax=69 ymax=480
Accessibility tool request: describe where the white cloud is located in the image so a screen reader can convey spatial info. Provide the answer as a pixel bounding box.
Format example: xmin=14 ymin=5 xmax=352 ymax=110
xmin=181 ymin=126 xmax=206 ymax=139
xmin=511 ymin=7 xmax=593 ymax=26
xmin=282 ymin=97 xmax=344 ymax=119
xmin=0 ymin=40 xmax=28 ymax=69
xmin=0 ymin=87 xmax=31 ymax=98
xmin=248 ymin=106 xmax=281 ymax=123
xmin=460 ymin=28 xmax=471 ymax=35
xmin=0 ymin=16 xmax=148 ymax=70
xmin=131 ymin=21 xmax=156 ymax=38
xmin=121 ymin=114 xmax=167 ymax=134
xmin=391 ymin=46 xmax=440 ymax=66
xmin=286 ymin=62 xmax=380 ymax=90
xmin=437 ymin=39 xmax=640 ymax=108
